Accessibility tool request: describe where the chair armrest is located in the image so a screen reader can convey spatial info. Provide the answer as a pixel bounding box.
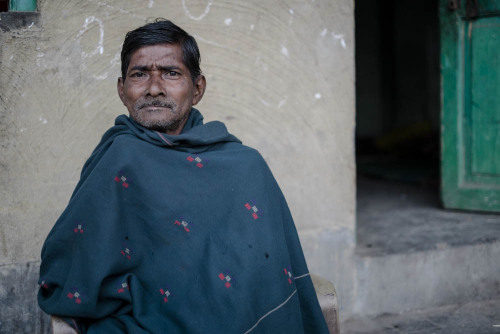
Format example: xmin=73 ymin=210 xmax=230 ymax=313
xmin=51 ymin=316 xmax=78 ymax=334
xmin=311 ymin=274 xmax=340 ymax=334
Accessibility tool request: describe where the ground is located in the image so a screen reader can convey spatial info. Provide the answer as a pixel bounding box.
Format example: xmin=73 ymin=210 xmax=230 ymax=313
xmin=342 ymin=298 xmax=500 ymax=334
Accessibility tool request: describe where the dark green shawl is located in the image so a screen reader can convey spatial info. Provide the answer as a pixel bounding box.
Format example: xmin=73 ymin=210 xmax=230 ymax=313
xmin=38 ymin=109 xmax=328 ymax=333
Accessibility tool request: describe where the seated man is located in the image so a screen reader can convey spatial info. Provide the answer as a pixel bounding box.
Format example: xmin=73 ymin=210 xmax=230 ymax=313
xmin=38 ymin=19 xmax=328 ymax=333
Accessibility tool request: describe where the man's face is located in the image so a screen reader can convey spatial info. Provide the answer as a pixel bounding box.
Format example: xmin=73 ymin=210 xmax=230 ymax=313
xmin=117 ymin=44 xmax=205 ymax=135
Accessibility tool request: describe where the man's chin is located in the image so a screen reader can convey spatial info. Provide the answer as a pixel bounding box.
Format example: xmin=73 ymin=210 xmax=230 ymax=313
xmin=130 ymin=108 xmax=189 ymax=134
xmin=133 ymin=117 xmax=180 ymax=133
xmin=132 ymin=111 xmax=169 ymax=124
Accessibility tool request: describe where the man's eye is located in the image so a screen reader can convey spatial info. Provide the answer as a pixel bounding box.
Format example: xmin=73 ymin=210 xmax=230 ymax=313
xmin=165 ymin=71 xmax=179 ymax=77
xmin=131 ymin=72 xmax=146 ymax=77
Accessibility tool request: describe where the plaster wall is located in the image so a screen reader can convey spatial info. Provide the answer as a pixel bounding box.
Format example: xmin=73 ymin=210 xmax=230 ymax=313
xmin=0 ymin=0 xmax=355 ymax=327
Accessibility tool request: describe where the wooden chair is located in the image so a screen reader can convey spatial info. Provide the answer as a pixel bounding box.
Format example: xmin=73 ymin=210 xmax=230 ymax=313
xmin=52 ymin=275 xmax=339 ymax=334
xmin=51 ymin=316 xmax=77 ymax=334
xmin=311 ymin=274 xmax=340 ymax=334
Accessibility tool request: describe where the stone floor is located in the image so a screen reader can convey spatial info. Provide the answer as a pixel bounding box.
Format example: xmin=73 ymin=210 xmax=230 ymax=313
xmin=356 ymin=176 xmax=500 ymax=257
xmin=342 ymin=298 xmax=500 ymax=334
xmin=345 ymin=175 xmax=500 ymax=333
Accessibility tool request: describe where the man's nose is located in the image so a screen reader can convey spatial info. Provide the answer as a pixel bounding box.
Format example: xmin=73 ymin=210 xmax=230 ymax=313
xmin=147 ymin=74 xmax=166 ymax=97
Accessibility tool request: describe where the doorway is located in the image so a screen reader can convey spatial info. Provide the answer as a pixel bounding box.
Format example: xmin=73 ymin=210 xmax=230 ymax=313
xmin=355 ymin=0 xmax=440 ymax=187
xmin=354 ymin=0 xmax=496 ymax=255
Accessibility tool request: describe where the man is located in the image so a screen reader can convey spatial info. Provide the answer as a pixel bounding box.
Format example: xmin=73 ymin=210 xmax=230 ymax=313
xmin=38 ymin=19 xmax=329 ymax=333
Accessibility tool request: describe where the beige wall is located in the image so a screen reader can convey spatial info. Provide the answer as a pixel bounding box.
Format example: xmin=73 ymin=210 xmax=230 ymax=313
xmin=0 ymin=0 xmax=355 ymax=304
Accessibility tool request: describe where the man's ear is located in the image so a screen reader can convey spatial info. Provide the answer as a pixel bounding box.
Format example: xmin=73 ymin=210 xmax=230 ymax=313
xmin=192 ymin=75 xmax=206 ymax=106
xmin=117 ymin=77 xmax=126 ymax=105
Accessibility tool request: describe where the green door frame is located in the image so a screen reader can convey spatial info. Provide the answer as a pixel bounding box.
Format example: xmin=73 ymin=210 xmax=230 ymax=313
xmin=440 ymin=0 xmax=500 ymax=212
xmin=9 ymin=0 xmax=36 ymax=11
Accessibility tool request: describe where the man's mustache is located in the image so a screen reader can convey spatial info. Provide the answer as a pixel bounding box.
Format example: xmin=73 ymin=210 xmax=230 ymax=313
xmin=135 ymin=99 xmax=175 ymax=110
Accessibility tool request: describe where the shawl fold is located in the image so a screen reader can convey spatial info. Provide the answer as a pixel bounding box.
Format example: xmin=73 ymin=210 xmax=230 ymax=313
xmin=38 ymin=109 xmax=329 ymax=333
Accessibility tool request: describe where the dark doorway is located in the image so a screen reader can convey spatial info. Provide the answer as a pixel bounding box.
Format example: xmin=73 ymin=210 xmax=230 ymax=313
xmin=355 ymin=0 xmax=442 ymax=252
xmin=355 ymin=0 xmax=441 ymax=186
xmin=0 ymin=1 xmax=8 ymax=12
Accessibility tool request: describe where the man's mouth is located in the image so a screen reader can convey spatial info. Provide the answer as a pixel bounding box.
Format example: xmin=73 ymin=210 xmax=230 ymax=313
xmin=136 ymin=100 xmax=174 ymax=111
xmin=142 ymin=106 xmax=170 ymax=112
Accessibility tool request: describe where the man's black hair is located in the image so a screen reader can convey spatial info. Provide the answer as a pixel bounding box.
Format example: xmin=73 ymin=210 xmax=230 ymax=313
xmin=121 ymin=19 xmax=202 ymax=83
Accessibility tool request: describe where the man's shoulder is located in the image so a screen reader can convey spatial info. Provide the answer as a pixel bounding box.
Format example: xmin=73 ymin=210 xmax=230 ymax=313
xmin=87 ymin=115 xmax=265 ymax=166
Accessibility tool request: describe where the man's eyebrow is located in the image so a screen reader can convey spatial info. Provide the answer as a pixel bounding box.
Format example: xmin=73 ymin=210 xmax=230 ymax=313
xmin=128 ymin=65 xmax=182 ymax=73
xmin=129 ymin=65 xmax=150 ymax=72
xmin=158 ymin=65 xmax=181 ymax=71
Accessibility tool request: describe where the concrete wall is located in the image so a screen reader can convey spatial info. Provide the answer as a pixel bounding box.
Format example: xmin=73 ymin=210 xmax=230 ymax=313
xmin=0 ymin=0 xmax=355 ymax=330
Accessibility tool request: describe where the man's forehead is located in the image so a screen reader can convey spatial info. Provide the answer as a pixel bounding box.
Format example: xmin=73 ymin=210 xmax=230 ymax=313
xmin=131 ymin=44 xmax=182 ymax=60
xmin=127 ymin=44 xmax=185 ymax=71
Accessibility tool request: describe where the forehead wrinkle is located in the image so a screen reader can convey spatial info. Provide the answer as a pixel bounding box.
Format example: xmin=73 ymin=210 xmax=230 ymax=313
xmin=132 ymin=58 xmax=182 ymax=69
xmin=133 ymin=48 xmax=181 ymax=62
xmin=127 ymin=45 xmax=188 ymax=74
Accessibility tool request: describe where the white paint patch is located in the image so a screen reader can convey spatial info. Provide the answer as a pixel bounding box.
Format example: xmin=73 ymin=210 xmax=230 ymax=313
xmin=110 ymin=51 xmax=121 ymax=67
xmin=148 ymin=0 xmax=154 ymax=8
xmin=10 ymin=55 xmax=13 ymax=60
xmin=250 ymin=24 xmax=255 ymax=30
xmin=331 ymin=32 xmax=347 ymax=49
xmin=182 ymin=0 xmax=213 ymax=21
xmin=278 ymin=99 xmax=287 ymax=109
xmin=288 ymin=9 xmax=294 ymax=25
xmin=20 ymin=128 xmax=27 ymax=133
xmin=224 ymin=18 xmax=232 ymax=26
xmin=39 ymin=116 xmax=48 ymax=124
xmin=315 ymin=93 xmax=322 ymax=99
xmin=320 ymin=28 xmax=327 ymax=37
xmin=28 ymin=22 xmax=34 ymax=28
xmin=259 ymin=98 xmax=270 ymax=107
xmin=36 ymin=52 xmax=44 ymax=67
xmin=281 ymin=46 xmax=289 ymax=57
xmin=289 ymin=9 xmax=294 ymax=15
xmin=90 ymin=0 xmax=145 ymax=20
xmin=94 ymin=73 xmax=108 ymax=80
xmin=77 ymin=16 xmax=105 ymax=58
xmin=193 ymin=34 xmax=239 ymax=54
